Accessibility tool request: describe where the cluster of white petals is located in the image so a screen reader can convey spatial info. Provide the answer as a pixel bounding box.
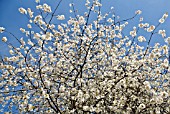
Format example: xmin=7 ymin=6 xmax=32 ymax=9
xmin=165 ymin=37 xmax=170 ymax=45
xmin=18 ymin=7 xmax=27 ymax=14
xmin=43 ymin=3 xmax=52 ymax=13
xmin=0 ymin=27 xmax=5 ymax=33
xmin=1 ymin=37 xmax=7 ymax=42
xmin=130 ymin=27 xmax=137 ymax=37
xmin=147 ymin=25 xmax=155 ymax=32
xmin=159 ymin=12 xmax=168 ymax=24
xmin=158 ymin=29 xmax=166 ymax=38
xmin=56 ymin=15 xmax=65 ymax=20
xmin=135 ymin=10 xmax=142 ymax=15
xmin=35 ymin=0 xmax=40 ymax=3
xmin=138 ymin=36 xmax=146 ymax=42
xmin=27 ymin=8 xmax=34 ymax=18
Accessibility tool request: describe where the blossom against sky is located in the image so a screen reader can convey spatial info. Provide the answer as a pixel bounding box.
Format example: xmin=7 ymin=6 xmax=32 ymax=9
xmin=0 ymin=0 xmax=170 ymax=55
xmin=0 ymin=0 xmax=170 ymax=113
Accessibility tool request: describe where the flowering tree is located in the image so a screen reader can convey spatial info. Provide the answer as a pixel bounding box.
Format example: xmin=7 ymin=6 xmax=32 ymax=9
xmin=0 ymin=0 xmax=170 ymax=113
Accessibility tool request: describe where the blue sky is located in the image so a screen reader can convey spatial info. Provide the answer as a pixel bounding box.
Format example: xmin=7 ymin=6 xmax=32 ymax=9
xmin=0 ymin=0 xmax=170 ymax=56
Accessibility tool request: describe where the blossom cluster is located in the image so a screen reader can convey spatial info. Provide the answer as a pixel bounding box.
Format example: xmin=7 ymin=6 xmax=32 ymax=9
xmin=0 ymin=0 xmax=170 ymax=113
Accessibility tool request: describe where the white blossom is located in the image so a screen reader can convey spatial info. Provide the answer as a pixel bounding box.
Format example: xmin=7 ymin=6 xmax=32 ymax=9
xmin=158 ymin=30 xmax=166 ymax=38
xmin=83 ymin=106 xmax=89 ymax=111
xmin=2 ymin=37 xmax=7 ymax=42
xmin=0 ymin=27 xmax=5 ymax=33
xmin=159 ymin=18 xmax=165 ymax=24
xmin=138 ymin=103 xmax=146 ymax=110
xmin=135 ymin=10 xmax=142 ymax=15
xmin=27 ymin=24 xmax=32 ymax=29
xmin=18 ymin=7 xmax=27 ymax=14
xmin=165 ymin=37 xmax=170 ymax=45
xmin=28 ymin=104 xmax=34 ymax=111
xmin=138 ymin=36 xmax=146 ymax=42
xmin=147 ymin=25 xmax=155 ymax=32
xmin=35 ymin=0 xmax=40 ymax=3
xmin=56 ymin=15 xmax=65 ymax=20
xmin=43 ymin=3 xmax=52 ymax=13
xmin=159 ymin=12 xmax=168 ymax=24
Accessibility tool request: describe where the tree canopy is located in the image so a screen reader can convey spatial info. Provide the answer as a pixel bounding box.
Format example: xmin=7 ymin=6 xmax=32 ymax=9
xmin=0 ymin=0 xmax=170 ymax=113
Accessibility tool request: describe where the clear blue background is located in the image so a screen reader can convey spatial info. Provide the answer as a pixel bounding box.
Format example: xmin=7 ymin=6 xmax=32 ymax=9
xmin=0 ymin=0 xmax=170 ymax=56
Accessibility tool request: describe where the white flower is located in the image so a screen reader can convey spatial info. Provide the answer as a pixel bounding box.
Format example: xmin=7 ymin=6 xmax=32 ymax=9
xmin=126 ymin=41 xmax=131 ymax=47
xmin=111 ymin=7 xmax=114 ymax=10
xmin=147 ymin=25 xmax=155 ymax=32
xmin=138 ymin=23 xmax=144 ymax=28
xmin=56 ymin=15 xmax=65 ymax=20
xmin=49 ymin=24 xmax=55 ymax=29
xmin=107 ymin=18 xmax=113 ymax=23
xmin=59 ymin=85 xmax=65 ymax=92
xmin=155 ymin=96 xmax=163 ymax=104
xmin=43 ymin=3 xmax=52 ymax=13
xmin=2 ymin=37 xmax=7 ymax=42
xmin=9 ymin=50 xmax=14 ymax=55
xmin=144 ymin=23 xmax=149 ymax=27
xmin=20 ymin=28 xmax=25 ymax=33
xmin=83 ymin=106 xmax=89 ymax=111
xmin=143 ymin=81 xmax=151 ymax=90
xmin=28 ymin=104 xmax=34 ymax=111
xmin=150 ymin=25 xmax=155 ymax=31
xmin=125 ymin=22 xmax=128 ymax=25
xmin=155 ymin=107 xmax=161 ymax=114
xmin=165 ymin=37 xmax=170 ymax=45
xmin=158 ymin=30 xmax=166 ymax=38
xmin=159 ymin=18 xmax=165 ymax=24
xmin=69 ymin=10 xmax=73 ymax=13
xmin=135 ymin=10 xmax=142 ymax=15
xmin=138 ymin=36 xmax=146 ymax=42
xmin=160 ymin=91 xmax=168 ymax=98
xmin=69 ymin=3 xmax=73 ymax=7
xmin=138 ymin=103 xmax=146 ymax=110
xmin=45 ymin=80 xmax=52 ymax=87
xmin=28 ymin=39 xmax=34 ymax=46
xmin=18 ymin=7 xmax=27 ymax=14
xmin=34 ymin=15 xmax=43 ymax=23
xmin=34 ymin=33 xmax=41 ymax=39
xmin=79 ymin=16 xmax=85 ymax=25
xmin=140 ymin=17 xmax=143 ymax=22
xmin=159 ymin=12 xmax=168 ymax=24
xmin=35 ymin=0 xmax=40 ymax=3
xmin=36 ymin=5 xmax=43 ymax=9
xmin=27 ymin=8 xmax=34 ymax=18
xmin=0 ymin=27 xmax=5 ymax=33
xmin=28 ymin=20 xmax=32 ymax=24
xmin=162 ymin=12 xmax=168 ymax=19
xmin=27 ymin=24 xmax=32 ymax=29
xmin=130 ymin=30 xmax=136 ymax=37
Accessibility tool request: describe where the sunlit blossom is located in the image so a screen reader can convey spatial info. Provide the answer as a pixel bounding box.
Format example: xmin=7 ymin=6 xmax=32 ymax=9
xmin=135 ymin=10 xmax=142 ymax=15
xmin=56 ymin=15 xmax=65 ymax=20
xmin=138 ymin=36 xmax=146 ymax=42
xmin=0 ymin=27 xmax=5 ymax=33
xmin=2 ymin=37 xmax=7 ymax=42
xmin=0 ymin=1 xmax=170 ymax=114
xmin=18 ymin=7 xmax=27 ymax=14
